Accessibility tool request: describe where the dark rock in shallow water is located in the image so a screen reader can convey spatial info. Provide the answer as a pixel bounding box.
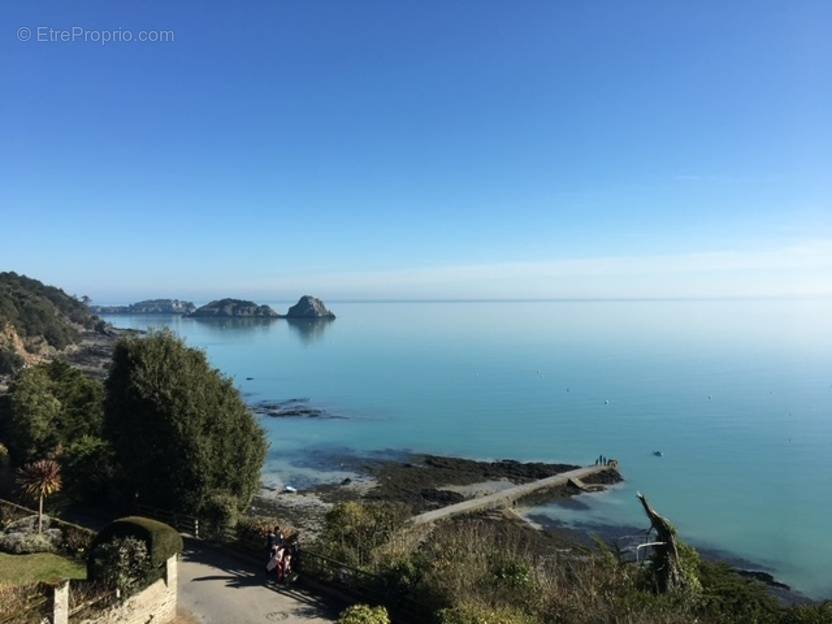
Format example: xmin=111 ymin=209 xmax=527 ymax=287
xmin=285 ymin=295 xmax=335 ymax=319
xmin=252 ymin=398 xmax=344 ymax=419
xmin=189 ymin=298 xmax=278 ymax=318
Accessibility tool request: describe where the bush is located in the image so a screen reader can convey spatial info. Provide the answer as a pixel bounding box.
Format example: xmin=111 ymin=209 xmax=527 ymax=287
xmin=88 ymin=516 xmax=182 ymax=576
xmin=337 ymin=604 xmax=391 ymax=624
xmin=0 ymin=531 xmax=58 ymax=554
xmin=0 ymin=347 xmax=23 ymax=375
xmin=88 ymin=536 xmax=151 ymax=597
xmin=438 ymin=603 xmax=537 ymax=624
xmin=62 ymin=524 xmax=94 ymax=556
xmin=104 ymin=331 xmax=267 ymax=514
xmin=319 ymin=501 xmax=410 ymax=567
xmin=201 ymin=491 xmax=240 ymax=540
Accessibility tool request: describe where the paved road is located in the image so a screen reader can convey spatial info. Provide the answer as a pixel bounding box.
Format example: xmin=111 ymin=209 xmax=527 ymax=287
xmin=178 ymin=541 xmax=343 ymax=624
xmin=410 ymin=464 xmax=617 ymax=525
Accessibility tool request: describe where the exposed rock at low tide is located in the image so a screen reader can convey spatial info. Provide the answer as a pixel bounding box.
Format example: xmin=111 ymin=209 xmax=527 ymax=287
xmin=189 ymin=298 xmax=278 ymax=318
xmin=252 ymin=398 xmax=344 ymax=419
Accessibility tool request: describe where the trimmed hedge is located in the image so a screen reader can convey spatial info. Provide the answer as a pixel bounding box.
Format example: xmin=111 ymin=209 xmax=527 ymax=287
xmin=87 ymin=516 xmax=182 ymax=578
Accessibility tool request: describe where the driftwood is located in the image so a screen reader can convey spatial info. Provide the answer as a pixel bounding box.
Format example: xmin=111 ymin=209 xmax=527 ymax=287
xmin=637 ymin=491 xmax=690 ymax=593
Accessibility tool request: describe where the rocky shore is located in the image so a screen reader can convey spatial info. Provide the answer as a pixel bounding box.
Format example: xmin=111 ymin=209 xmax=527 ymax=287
xmin=249 ymin=449 xmax=806 ymax=603
xmin=250 ymin=452 xmax=621 ymax=541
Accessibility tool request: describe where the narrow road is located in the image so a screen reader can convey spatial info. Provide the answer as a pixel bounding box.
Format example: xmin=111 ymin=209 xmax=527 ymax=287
xmin=410 ymin=464 xmax=618 ymax=525
xmin=178 ymin=541 xmax=343 ymax=624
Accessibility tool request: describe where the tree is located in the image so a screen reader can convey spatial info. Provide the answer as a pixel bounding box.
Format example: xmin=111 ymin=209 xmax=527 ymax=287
xmin=104 ymin=330 xmax=267 ymax=515
xmin=17 ymin=459 xmax=62 ymax=533
xmin=6 ymin=360 xmax=104 ymax=462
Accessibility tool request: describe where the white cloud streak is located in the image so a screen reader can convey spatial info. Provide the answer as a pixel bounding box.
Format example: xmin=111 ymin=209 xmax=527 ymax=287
xmin=233 ymin=240 xmax=832 ymax=300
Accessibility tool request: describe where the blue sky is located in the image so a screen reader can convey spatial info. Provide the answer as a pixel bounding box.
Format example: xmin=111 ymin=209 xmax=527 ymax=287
xmin=2 ymin=1 xmax=830 ymax=301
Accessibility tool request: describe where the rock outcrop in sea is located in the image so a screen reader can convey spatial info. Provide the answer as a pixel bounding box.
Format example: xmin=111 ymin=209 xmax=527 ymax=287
xmin=188 ymin=298 xmax=279 ymax=318
xmin=285 ymin=295 xmax=336 ymax=319
xmin=90 ymin=299 xmax=196 ymax=315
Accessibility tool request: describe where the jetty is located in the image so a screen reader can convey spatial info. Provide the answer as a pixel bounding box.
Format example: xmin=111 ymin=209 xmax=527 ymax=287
xmin=410 ymin=463 xmax=618 ymax=526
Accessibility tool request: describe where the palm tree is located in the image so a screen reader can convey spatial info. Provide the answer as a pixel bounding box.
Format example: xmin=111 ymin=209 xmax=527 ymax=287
xmin=17 ymin=459 xmax=62 ymax=534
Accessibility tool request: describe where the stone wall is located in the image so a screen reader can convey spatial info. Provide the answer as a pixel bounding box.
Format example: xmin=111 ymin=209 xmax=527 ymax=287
xmin=54 ymin=555 xmax=178 ymax=624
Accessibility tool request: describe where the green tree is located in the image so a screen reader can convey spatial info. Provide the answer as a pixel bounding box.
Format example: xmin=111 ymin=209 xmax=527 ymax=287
xmin=6 ymin=360 xmax=104 ymax=462
xmin=17 ymin=459 xmax=62 ymax=533
xmin=104 ymin=330 xmax=267 ymax=514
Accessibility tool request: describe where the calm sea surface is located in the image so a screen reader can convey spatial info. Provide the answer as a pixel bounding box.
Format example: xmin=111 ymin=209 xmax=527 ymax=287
xmin=102 ymin=300 xmax=832 ymax=598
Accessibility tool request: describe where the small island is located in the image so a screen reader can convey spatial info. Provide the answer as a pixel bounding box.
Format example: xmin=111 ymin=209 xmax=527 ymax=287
xmin=188 ymin=298 xmax=279 ymax=318
xmin=285 ymin=295 xmax=336 ymax=319
xmin=89 ymin=299 xmax=196 ymax=315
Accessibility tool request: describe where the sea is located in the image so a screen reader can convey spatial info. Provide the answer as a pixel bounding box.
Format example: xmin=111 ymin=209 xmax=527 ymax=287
xmin=100 ymin=299 xmax=832 ymax=598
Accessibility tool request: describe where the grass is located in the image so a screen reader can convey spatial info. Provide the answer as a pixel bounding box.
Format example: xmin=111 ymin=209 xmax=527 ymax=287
xmin=0 ymin=552 xmax=86 ymax=585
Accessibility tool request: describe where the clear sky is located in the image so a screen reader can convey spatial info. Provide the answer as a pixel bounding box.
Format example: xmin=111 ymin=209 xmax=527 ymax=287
xmin=2 ymin=1 xmax=830 ymax=302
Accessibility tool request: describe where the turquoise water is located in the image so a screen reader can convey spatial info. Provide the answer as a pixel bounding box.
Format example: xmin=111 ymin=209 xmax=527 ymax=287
xmin=102 ymin=300 xmax=832 ymax=598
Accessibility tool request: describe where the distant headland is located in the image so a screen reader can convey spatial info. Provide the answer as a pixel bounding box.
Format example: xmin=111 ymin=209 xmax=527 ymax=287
xmin=89 ymin=299 xmax=196 ymax=315
xmin=89 ymin=295 xmax=336 ymax=320
xmin=188 ymin=298 xmax=279 ymax=318
xmin=187 ymin=295 xmax=335 ymax=319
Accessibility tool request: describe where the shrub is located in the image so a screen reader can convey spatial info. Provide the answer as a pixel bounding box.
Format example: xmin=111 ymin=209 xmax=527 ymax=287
xmin=88 ymin=536 xmax=151 ymax=597
xmin=438 ymin=603 xmax=537 ymax=624
xmin=62 ymin=523 xmax=95 ymax=557
xmin=0 ymin=347 xmax=23 ymax=375
xmin=0 ymin=531 xmax=57 ymax=554
xmin=337 ymin=604 xmax=391 ymax=624
xmin=319 ymin=501 xmax=410 ymax=567
xmin=0 ymin=583 xmax=51 ymax=623
xmin=88 ymin=516 xmax=182 ymax=576
xmin=201 ymin=491 xmax=240 ymax=540
xmin=104 ymin=331 xmax=267 ymax=514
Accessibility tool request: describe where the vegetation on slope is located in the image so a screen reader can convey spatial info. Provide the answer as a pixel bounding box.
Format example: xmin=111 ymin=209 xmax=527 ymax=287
xmin=0 ymin=272 xmax=104 ymax=374
xmin=1 ymin=331 xmax=266 ymax=520
xmin=314 ymin=502 xmax=832 ymax=624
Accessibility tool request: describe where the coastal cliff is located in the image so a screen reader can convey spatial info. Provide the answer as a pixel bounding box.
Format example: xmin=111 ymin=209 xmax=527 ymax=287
xmin=90 ymin=299 xmax=196 ymax=315
xmin=0 ymin=272 xmax=107 ymax=375
xmin=188 ymin=298 xmax=279 ymax=318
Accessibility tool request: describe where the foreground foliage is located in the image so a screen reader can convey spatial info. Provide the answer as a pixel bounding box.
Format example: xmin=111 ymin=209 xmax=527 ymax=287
xmin=337 ymin=604 xmax=391 ymax=624
xmin=104 ymin=330 xmax=267 ymax=514
xmin=17 ymin=460 xmax=62 ymax=533
xmin=5 ymin=361 xmax=105 ymax=463
xmin=316 ymin=504 xmax=832 ymax=624
xmin=88 ymin=536 xmax=151 ymax=597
